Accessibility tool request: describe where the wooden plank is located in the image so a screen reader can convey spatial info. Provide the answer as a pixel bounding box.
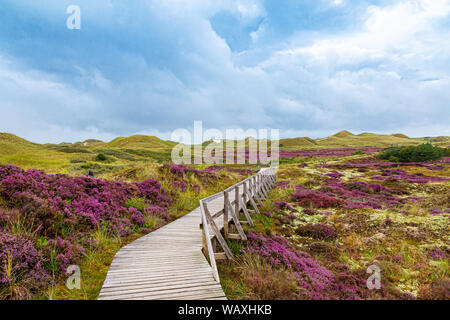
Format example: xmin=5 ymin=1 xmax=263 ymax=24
xmin=99 ymin=167 xmax=277 ymax=301
xmin=214 ymin=252 xmax=227 ymax=260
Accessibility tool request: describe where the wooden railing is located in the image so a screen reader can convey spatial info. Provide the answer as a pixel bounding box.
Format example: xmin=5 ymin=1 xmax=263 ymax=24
xmin=199 ymin=167 xmax=277 ymax=282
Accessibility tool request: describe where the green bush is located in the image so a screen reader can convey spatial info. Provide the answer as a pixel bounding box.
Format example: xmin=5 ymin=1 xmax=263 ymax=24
xmin=125 ymin=197 xmax=147 ymax=211
xmin=444 ymin=147 xmax=450 ymax=157
xmin=95 ymin=153 xmax=108 ymax=161
xmin=377 ymin=143 xmax=444 ymax=163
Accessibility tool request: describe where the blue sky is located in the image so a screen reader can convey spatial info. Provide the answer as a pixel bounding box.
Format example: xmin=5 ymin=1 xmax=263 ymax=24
xmin=0 ymin=0 xmax=449 ymax=143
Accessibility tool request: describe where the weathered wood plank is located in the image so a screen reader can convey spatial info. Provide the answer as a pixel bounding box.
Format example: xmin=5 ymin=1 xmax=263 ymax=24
xmin=99 ymin=167 xmax=276 ymax=300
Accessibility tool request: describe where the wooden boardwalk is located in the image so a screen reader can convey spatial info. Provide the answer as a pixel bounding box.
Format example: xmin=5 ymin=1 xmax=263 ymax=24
xmin=98 ymin=167 xmax=276 ymax=300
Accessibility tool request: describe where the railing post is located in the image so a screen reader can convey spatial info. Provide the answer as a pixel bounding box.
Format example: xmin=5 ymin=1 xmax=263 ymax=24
xmin=263 ymin=175 xmax=270 ymax=196
xmin=235 ymin=185 xmax=240 ymax=219
xmin=253 ymin=175 xmax=263 ymax=206
xmin=243 ymin=180 xmax=248 ymax=205
xmin=258 ymin=174 xmax=266 ymax=201
xmin=200 ymin=202 xmax=220 ymax=282
xmin=223 ymin=191 xmax=229 ymax=238
xmin=199 ymin=168 xmax=277 ymax=276
xmin=201 ymin=219 xmax=209 ymax=261
xmin=261 ymin=175 xmax=268 ymax=198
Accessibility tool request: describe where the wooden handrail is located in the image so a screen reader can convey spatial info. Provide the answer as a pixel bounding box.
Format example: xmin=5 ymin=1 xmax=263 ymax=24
xmin=199 ymin=166 xmax=277 ymax=283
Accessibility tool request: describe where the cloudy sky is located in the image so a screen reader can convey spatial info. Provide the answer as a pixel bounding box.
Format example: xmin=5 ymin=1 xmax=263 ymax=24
xmin=0 ymin=0 xmax=449 ymax=143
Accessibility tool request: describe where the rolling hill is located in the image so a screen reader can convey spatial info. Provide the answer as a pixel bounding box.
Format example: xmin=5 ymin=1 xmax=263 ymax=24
xmin=101 ymin=135 xmax=176 ymax=149
xmin=0 ymin=131 xmax=448 ymax=174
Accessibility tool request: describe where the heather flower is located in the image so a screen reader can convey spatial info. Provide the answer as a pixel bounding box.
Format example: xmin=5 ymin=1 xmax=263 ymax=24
xmin=144 ymin=205 xmax=170 ymax=222
xmin=243 ymin=231 xmax=381 ymax=300
xmin=274 ymin=201 xmax=294 ymax=211
xmin=171 ymin=180 xmax=187 ymax=192
xmin=129 ymin=207 xmax=146 ymax=226
xmin=400 ymin=292 xmax=416 ymax=300
xmin=275 ymin=180 xmax=291 ymax=189
xmin=302 ymin=208 xmax=317 ymax=216
xmin=169 ymin=164 xmax=189 ymax=176
xmin=262 ymin=212 xmax=271 ymax=218
xmin=191 ymin=184 xmax=202 ymax=194
xmin=281 ymin=148 xmax=381 ymax=159
xmin=325 ymin=171 xmax=344 ymax=179
xmin=427 ymin=248 xmax=447 ymax=260
xmin=292 ymin=190 xmax=345 ymax=209
xmin=0 ymin=233 xmax=51 ymax=299
xmin=296 ymin=224 xmax=337 ymax=241
xmin=0 ymin=164 xmax=172 ymax=239
xmin=45 ymin=237 xmax=85 ymax=273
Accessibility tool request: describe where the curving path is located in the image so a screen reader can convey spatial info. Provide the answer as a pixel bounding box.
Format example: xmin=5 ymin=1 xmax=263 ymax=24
xmin=99 ymin=185 xmax=251 ymax=299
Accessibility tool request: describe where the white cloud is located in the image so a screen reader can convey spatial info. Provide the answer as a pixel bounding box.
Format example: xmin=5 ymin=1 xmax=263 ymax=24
xmin=251 ymin=0 xmax=450 ymax=136
xmin=1 ymin=0 xmax=449 ymax=142
xmin=332 ymin=0 xmax=345 ymax=6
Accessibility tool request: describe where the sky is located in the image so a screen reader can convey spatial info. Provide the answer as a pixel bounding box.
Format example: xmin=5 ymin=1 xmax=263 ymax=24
xmin=0 ymin=0 xmax=449 ymax=143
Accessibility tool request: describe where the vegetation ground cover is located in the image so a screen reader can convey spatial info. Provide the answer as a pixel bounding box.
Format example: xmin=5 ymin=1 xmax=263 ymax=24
xmin=0 ymin=131 xmax=448 ymax=300
xmin=219 ymin=150 xmax=449 ymax=300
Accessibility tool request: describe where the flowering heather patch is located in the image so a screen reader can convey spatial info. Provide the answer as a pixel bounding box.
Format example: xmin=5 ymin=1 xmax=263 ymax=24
xmin=296 ymin=224 xmax=337 ymax=240
xmin=302 ymin=208 xmax=317 ymax=216
xmin=427 ymin=248 xmax=447 ymax=261
xmin=244 ymin=231 xmax=384 ymax=300
xmin=129 ymin=207 xmax=146 ymax=226
xmin=0 ymin=164 xmax=174 ymax=299
xmin=0 ymin=232 xmax=51 ymax=299
xmin=326 ymin=171 xmax=344 ymax=179
xmin=280 ymin=148 xmax=380 ymax=159
xmin=273 ymin=201 xmax=294 ymax=211
xmin=314 ymin=175 xmax=424 ymax=210
xmin=144 ymin=205 xmax=170 ymax=222
xmin=221 ymin=147 xmax=448 ymax=300
xmin=262 ymin=212 xmax=271 ymax=218
xmin=0 ymin=165 xmax=171 ymax=237
xmin=292 ymin=188 xmax=345 ymax=209
xmin=171 ymin=180 xmax=187 ymax=192
xmin=45 ymin=237 xmax=85 ymax=273
xmin=321 ymin=156 xmax=450 ymax=171
xmin=169 ymin=164 xmax=191 ymax=176
xmin=275 ymin=180 xmax=291 ymax=189
xmin=191 ymin=184 xmax=202 ymax=194
xmin=372 ymin=168 xmax=448 ymax=184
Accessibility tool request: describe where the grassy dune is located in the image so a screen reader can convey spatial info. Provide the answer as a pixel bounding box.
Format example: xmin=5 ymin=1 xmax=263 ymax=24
xmin=0 ymin=131 xmax=448 ymax=300
xmin=219 ymin=152 xmax=449 ymax=300
xmin=1 ymin=131 xmax=448 ymax=176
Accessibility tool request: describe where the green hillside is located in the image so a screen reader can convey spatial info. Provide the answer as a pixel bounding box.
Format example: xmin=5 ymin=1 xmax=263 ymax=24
xmin=101 ymin=135 xmax=176 ymax=149
xmin=279 ymin=137 xmax=317 ymax=148
xmin=0 ymin=131 xmax=448 ymax=175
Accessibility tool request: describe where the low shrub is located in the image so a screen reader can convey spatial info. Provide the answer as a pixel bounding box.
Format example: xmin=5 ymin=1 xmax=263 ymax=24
xmin=292 ymin=190 xmax=345 ymax=208
xmin=296 ymin=223 xmax=337 ymax=240
xmin=95 ymin=153 xmax=108 ymax=162
xmin=0 ymin=233 xmax=51 ymax=299
xmin=378 ymin=143 xmax=444 ymax=163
